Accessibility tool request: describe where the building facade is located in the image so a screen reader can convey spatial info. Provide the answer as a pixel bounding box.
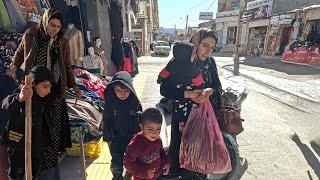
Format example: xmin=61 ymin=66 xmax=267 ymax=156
xmin=130 ymin=0 xmax=159 ymax=55
xmin=216 ymin=0 xmax=243 ymax=52
xmin=238 ymin=0 xmax=273 ymax=56
xmin=265 ymin=0 xmax=320 ymax=56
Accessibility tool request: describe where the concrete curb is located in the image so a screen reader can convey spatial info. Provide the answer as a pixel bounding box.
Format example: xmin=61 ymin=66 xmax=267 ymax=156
xmin=218 ymin=65 xmax=320 ymax=114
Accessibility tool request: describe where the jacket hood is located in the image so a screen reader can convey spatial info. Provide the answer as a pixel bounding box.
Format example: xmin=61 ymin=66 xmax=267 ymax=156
xmin=173 ymin=41 xmax=194 ymax=62
xmin=104 ymin=71 xmax=138 ymax=99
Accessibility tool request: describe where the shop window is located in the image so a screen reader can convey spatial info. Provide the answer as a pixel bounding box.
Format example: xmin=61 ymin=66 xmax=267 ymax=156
xmin=227 ymin=26 xmax=237 ymax=44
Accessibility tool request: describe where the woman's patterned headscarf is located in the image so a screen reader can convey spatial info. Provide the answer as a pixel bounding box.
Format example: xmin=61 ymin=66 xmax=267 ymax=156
xmin=189 ymin=28 xmax=217 ymax=61
xmin=41 ymin=8 xmax=64 ymax=38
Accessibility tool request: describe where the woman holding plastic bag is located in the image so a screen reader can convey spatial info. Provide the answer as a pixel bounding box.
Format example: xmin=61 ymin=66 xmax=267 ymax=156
xmin=159 ymin=28 xmax=231 ymax=178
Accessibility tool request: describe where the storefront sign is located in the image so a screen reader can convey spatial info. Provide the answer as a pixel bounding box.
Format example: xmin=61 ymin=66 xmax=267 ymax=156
xmin=247 ymin=0 xmax=272 ymax=11
xmin=217 ymin=10 xmax=239 ymax=18
xmin=199 ymin=12 xmax=214 ymax=20
xmin=241 ymin=5 xmax=270 ymax=22
xmin=279 ymin=14 xmax=293 ymax=24
xmin=252 ymin=6 xmax=269 ymax=19
xmin=270 ymin=16 xmax=279 ymax=25
xmin=305 ymin=8 xmax=320 ymax=20
xmin=231 ymin=0 xmax=240 ymax=10
xmin=241 ymin=11 xmax=253 ymax=22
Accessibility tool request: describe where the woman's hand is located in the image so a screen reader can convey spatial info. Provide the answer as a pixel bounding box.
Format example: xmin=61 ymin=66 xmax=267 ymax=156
xmin=184 ymin=90 xmax=201 ymax=99
xmin=18 ymin=85 xmax=33 ymax=102
xmin=163 ymin=164 xmax=170 ymax=175
xmin=192 ymin=88 xmax=214 ymax=104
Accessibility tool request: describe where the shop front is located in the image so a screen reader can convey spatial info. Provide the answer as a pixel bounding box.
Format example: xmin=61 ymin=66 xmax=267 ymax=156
xmin=282 ymin=6 xmax=320 ymax=66
xmin=215 ymin=9 xmax=239 ymax=52
xmin=266 ymin=13 xmax=294 ymax=56
xmin=241 ymin=0 xmax=272 ymax=56
xmin=247 ymin=22 xmax=268 ymax=56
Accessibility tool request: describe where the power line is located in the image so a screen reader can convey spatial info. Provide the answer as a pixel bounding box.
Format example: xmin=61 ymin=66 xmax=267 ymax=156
xmin=205 ymin=0 xmax=216 ymax=12
xmin=186 ymin=0 xmax=212 ymax=13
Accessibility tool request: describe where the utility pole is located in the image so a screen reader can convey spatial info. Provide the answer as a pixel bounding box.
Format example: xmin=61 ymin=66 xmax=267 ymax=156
xmin=233 ymin=0 xmax=242 ymax=76
xmin=185 ymin=15 xmax=189 ymax=39
xmin=174 ymin=24 xmax=177 ymax=35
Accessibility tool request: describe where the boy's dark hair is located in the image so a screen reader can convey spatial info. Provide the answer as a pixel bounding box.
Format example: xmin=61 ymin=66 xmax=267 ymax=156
xmin=113 ymin=82 xmax=128 ymax=89
xmin=141 ymin=108 xmax=163 ymax=125
xmin=29 ymin=66 xmax=53 ymax=85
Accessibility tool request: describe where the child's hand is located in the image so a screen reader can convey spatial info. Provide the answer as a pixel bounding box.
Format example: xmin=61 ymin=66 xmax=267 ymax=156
xmin=163 ymin=164 xmax=170 ymax=175
xmin=179 ymin=122 xmax=185 ymax=133
xmin=147 ymin=168 xmax=155 ymax=179
xmin=18 ymin=85 xmax=33 ymax=102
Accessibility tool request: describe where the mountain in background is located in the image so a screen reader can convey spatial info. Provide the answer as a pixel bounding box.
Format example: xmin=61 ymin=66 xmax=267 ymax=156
xmin=160 ymin=27 xmax=185 ymax=35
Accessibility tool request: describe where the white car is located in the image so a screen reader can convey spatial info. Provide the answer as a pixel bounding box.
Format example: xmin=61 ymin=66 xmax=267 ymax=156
xmin=154 ymin=41 xmax=171 ymax=56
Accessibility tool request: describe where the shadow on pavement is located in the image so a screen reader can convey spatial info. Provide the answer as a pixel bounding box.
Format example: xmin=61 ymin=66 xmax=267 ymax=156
xmin=291 ymin=133 xmax=320 ymax=178
xmin=59 ymin=155 xmax=103 ymax=179
xmin=241 ymin=57 xmax=320 ymax=76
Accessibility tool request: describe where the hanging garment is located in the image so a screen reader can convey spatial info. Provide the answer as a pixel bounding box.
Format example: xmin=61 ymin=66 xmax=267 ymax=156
xmin=64 ymin=0 xmax=78 ymax=6
xmin=128 ymin=42 xmax=139 ymax=76
xmin=108 ymin=0 xmax=123 ymax=41
xmin=111 ymin=39 xmax=125 ymax=66
xmin=123 ymin=57 xmax=133 ymax=73
xmin=3 ymin=0 xmax=26 ymax=29
xmin=65 ymin=27 xmax=84 ymax=67
xmin=82 ymin=54 xmax=104 ymax=73
xmin=0 ymin=0 xmax=12 ymax=29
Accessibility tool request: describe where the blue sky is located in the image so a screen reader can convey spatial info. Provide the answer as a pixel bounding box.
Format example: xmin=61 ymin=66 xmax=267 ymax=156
xmin=158 ymin=0 xmax=218 ymax=29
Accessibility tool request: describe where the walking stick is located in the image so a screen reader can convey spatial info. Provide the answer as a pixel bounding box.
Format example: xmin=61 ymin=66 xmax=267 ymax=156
xmin=25 ymin=75 xmax=33 ymax=180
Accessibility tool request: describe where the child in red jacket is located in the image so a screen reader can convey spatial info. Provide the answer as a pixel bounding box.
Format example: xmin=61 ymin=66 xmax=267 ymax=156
xmin=124 ymin=108 xmax=170 ymax=180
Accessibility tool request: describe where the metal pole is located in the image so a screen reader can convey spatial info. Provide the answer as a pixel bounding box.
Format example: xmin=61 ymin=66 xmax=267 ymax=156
xmin=185 ymin=15 xmax=189 ymax=39
xmin=233 ymin=1 xmax=242 ymax=76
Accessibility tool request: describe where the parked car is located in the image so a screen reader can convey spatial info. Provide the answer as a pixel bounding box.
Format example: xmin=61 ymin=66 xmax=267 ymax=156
xmin=154 ymin=41 xmax=171 ymax=56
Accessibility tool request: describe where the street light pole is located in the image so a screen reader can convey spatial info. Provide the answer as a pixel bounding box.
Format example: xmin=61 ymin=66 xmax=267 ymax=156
xmin=233 ymin=0 xmax=243 ymax=76
xmin=185 ymin=15 xmax=189 ymax=39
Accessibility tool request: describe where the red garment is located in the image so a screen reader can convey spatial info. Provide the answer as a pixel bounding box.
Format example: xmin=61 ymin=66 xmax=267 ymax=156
xmin=123 ymin=57 xmax=133 ymax=73
xmin=124 ymin=132 xmax=169 ymax=180
xmin=80 ymin=78 xmax=105 ymax=99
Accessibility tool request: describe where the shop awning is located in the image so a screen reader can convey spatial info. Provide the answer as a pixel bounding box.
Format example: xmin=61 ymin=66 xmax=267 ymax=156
xmin=303 ymin=4 xmax=320 ymax=11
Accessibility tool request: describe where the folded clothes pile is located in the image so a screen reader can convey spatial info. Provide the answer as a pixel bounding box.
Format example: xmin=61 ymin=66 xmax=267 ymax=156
xmin=67 ymin=67 xmax=111 ymax=143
